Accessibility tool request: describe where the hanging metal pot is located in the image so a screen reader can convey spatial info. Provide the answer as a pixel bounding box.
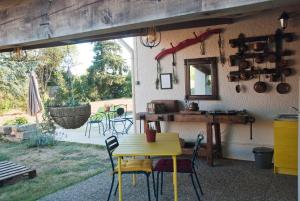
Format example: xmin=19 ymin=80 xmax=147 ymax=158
xmin=254 ymin=73 xmax=267 ymax=93
xmin=282 ymin=68 xmax=292 ymax=76
xmin=253 ymin=42 xmax=266 ymax=51
xmin=276 ymin=75 xmax=290 ymax=94
xmin=267 ymin=53 xmax=277 ymax=63
xmin=239 ymin=60 xmax=250 ymax=69
xmin=276 ymin=83 xmax=291 ymax=94
xmin=255 ymin=55 xmax=264 ymax=64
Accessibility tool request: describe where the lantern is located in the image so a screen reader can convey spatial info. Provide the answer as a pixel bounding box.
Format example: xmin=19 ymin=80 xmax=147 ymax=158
xmin=140 ymin=26 xmax=161 ymax=48
xmin=279 ymin=12 xmax=289 ymax=30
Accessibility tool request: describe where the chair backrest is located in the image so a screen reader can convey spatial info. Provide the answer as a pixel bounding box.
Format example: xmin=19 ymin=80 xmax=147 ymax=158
xmin=90 ymin=112 xmax=106 ymax=122
xmin=191 ymin=134 xmax=204 ymax=168
xmin=113 ymin=104 xmax=127 ymax=118
xmin=105 ymin=136 xmax=119 ymax=171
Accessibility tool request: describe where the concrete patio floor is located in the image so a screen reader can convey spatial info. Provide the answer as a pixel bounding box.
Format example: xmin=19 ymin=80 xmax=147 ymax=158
xmin=39 ymin=159 xmax=297 ymax=201
xmin=56 ymin=120 xmax=135 ymax=146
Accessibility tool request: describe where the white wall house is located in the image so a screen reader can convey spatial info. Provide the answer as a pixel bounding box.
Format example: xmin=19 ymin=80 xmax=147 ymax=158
xmin=133 ymin=5 xmax=300 ymax=161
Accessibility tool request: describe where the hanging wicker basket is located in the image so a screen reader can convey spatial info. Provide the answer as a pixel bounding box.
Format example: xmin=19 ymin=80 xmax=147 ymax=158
xmin=49 ymin=104 xmax=91 ymax=129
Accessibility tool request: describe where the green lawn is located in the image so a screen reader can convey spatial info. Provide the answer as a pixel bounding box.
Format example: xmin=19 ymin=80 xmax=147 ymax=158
xmin=0 ymin=140 xmax=110 ymax=201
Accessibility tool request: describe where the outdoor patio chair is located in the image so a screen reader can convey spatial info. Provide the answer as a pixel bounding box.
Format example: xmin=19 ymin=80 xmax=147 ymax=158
xmin=154 ymin=134 xmax=204 ymax=201
xmin=105 ymin=136 xmax=156 ymax=201
xmin=84 ymin=112 xmax=107 ymax=138
xmin=109 ymin=104 xmax=133 ymax=135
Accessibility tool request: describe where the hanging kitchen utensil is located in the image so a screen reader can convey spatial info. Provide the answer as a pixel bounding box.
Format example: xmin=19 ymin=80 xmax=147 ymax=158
xmin=235 ymin=79 xmax=241 ymax=93
xmin=255 ymin=54 xmax=264 ymax=64
xmin=239 ymin=59 xmax=250 ymax=69
xmin=200 ymin=41 xmax=205 ymax=55
xmin=254 ymin=72 xmax=267 ymax=93
xmin=276 ymin=75 xmax=290 ymax=94
xmin=278 ymin=59 xmax=288 ymax=68
xmin=218 ymin=33 xmax=226 ymax=65
xmin=240 ymin=70 xmax=251 ymax=80
xmin=282 ymin=67 xmax=292 ymax=76
xmin=155 ymin=61 xmax=161 ymax=89
xmin=270 ymin=73 xmax=280 ymax=82
xmin=267 ymin=52 xmax=277 ymax=63
xmin=171 ymin=52 xmax=178 ymax=84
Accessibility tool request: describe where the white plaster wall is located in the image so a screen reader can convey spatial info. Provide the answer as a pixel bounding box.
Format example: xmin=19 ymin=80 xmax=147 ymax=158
xmin=133 ymin=5 xmax=300 ymax=160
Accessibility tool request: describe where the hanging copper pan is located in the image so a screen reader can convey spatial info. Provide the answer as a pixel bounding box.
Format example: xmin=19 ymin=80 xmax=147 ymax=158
xmin=276 ymin=82 xmax=290 ymax=94
xmin=254 ymin=81 xmax=267 ymax=93
xmin=254 ymin=73 xmax=267 ymax=93
xmin=276 ymin=75 xmax=291 ymax=94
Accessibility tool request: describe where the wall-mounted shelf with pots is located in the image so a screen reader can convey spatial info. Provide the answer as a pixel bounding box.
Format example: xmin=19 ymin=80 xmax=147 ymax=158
xmin=227 ymin=29 xmax=295 ymax=94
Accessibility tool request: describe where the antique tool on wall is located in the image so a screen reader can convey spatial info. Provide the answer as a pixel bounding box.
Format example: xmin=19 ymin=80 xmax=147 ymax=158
xmin=155 ymin=28 xmax=222 ymax=60
xmin=171 ymin=53 xmax=178 ymax=84
xmin=218 ymin=33 xmax=226 ymax=65
xmin=154 ymin=28 xmax=223 ymax=89
xmin=155 ymin=61 xmax=161 ymax=89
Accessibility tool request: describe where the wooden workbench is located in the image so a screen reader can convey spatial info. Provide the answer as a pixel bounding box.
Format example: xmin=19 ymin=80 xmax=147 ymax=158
xmin=137 ymin=111 xmax=255 ymax=166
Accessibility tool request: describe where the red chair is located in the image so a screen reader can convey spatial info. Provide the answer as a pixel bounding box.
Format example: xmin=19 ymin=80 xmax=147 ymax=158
xmin=154 ymin=134 xmax=204 ymax=201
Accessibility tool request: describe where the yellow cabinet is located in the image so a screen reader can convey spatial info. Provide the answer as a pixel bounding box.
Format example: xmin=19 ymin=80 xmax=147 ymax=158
xmin=274 ymin=120 xmax=298 ymax=175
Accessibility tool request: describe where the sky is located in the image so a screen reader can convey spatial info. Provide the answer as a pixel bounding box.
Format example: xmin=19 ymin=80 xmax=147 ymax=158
xmin=71 ymin=38 xmax=133 ymax=76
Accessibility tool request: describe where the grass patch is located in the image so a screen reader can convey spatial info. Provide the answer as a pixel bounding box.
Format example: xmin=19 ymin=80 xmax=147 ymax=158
xmin=0 ymin=140 xmax=110 ymax=201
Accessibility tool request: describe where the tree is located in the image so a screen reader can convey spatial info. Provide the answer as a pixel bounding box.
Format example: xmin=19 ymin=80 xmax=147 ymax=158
xmin=87 ymin=40 xmax=130 ymax=100
xmin=0 ymin=52 xmax=39 ymax=113
xmin=35 ymin=46 xmax=76 ymax=98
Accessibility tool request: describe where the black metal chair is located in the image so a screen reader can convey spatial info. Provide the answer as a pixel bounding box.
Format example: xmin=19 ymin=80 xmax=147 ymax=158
xmin=154 ymin=134 xmax=204 ymax=201
xmin=109 ymin=104 xmax=132 ymax=135
xmin=85 ymin=112 xmax=108 ymax=138
xmin=105 ymin=136 xmax=156 ymax=201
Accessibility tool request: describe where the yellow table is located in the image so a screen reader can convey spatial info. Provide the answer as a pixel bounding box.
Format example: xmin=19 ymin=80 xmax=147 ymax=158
xmin=113 ymin=133 xmax=182 ymax=201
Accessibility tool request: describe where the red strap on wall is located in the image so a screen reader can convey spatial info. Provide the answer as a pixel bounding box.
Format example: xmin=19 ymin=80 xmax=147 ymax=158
xmin=155 ymin=28 xmax=223 ymax=61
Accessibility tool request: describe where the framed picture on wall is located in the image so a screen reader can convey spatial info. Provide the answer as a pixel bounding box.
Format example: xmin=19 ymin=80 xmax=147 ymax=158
xmin=160 ymin=73 xmax=172 ymax=89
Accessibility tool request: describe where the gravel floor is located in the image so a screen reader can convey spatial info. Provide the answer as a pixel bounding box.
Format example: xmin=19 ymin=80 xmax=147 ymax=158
xmin=40 ymin=159 xmax=297 ymax=201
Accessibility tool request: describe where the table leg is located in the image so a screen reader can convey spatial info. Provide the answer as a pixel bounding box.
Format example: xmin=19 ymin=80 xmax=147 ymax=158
xmin=132 ymin=156 xmax=136 ymax=186
xmin=206 ymin=123 xmax=214 ymax=166
xmin=118 ymin=157 xmax=122 ymax=201
xmin=172 ymin=155 xmax=178 ymax=201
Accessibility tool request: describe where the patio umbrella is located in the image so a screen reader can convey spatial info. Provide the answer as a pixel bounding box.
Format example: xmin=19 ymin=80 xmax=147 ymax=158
xmin=28 ymin=72 xmax=43 ymax=122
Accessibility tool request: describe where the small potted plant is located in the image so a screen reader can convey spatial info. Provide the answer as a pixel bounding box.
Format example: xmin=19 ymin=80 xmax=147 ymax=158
xmin=104 ymin=104 xmax=111 ymax=112
xmin=145 ymin=123 xmax=156 ymax=143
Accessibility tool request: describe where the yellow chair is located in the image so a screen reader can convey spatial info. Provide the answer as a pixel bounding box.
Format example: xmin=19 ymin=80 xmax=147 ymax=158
xmin=105 ymin=136 xmax=156 ymax=201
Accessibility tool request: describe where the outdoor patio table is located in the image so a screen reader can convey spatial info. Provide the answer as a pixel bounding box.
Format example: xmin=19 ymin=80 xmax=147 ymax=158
xmin=113 ymin=133 xmax=182 ymax=201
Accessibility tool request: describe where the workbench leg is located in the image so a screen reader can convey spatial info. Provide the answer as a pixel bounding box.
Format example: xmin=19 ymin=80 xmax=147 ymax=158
xmin=155 ymin=121 xmax=161 ymax=133
xmin=206 ymin=123 xmax=214 ymax=166
xmin=144 ymin=121 xmax=149 ymax=133
xmin=118 ymin=157 xmax=122 ymax=201
xmin=214 ymin=123 xmax=222 ymax=158
xmin=172 ymin=156 xmax=178 ymax=201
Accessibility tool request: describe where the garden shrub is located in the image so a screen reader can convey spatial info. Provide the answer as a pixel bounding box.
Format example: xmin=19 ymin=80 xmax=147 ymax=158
xmin=3 ymin=116 xmax=29 ymax=126
xmin=27 ymin=133 xmax=56 ymax=148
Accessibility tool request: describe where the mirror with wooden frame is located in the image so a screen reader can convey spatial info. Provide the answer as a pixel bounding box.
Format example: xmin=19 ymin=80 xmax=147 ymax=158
xmin=184 ymin=57 xmax=219 ymax=100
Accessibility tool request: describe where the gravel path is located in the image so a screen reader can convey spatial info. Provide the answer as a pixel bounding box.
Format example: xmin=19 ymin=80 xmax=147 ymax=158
xmin=40 ymin=159 xmax=297 ymax=201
